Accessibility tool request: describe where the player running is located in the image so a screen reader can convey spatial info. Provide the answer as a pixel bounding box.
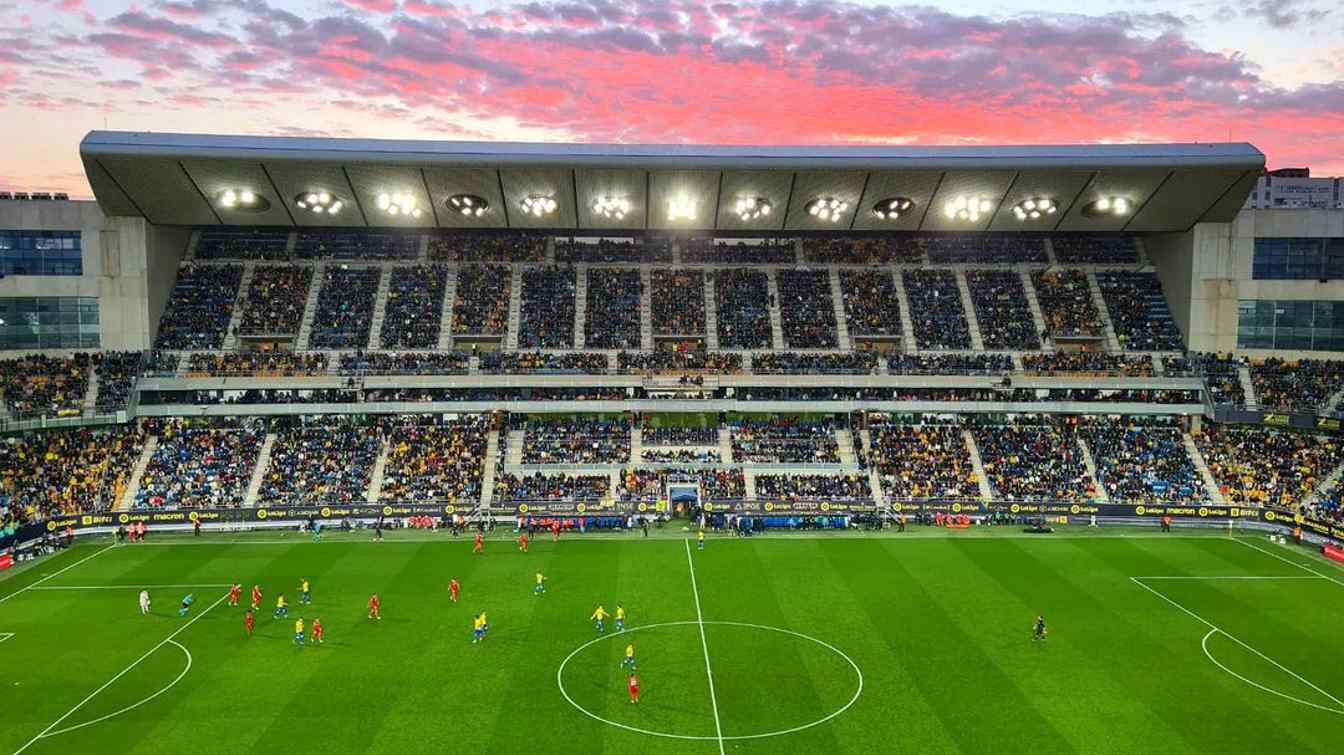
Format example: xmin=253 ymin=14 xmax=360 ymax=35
xmin=294 ymin=617 xmax=305 ymax=647
xmin=615 ymin=604 xmax=626 ymax=632
xmin=179 ymin=593 xmax=195 ymax=617
xmin=519 ymin=532 xmax=529 ymax=552
xmin=479 ymin=611 xmax=489 ymax=638
xmin=244 ymin=609 xmax=255 ymax=636
xmin=300 ymin=579 xmax=311 ymax=605
xmin=697 ymin=529 xmax=705 ymax=550
xmin=591 ymin=605 xmax=610 ymax=633
xmin=449 ymin=577 xmax=461 ymax=604
xmin=312 ymin=617 xmax=324 ymax=644
xmin=473 ymin=531 xmax=484 ymax=554
xmin=472 ymin=613 xmax=486 ymax=644
xmin=1033 ymin=615 xmax=1047 ymax=642
xmin=139 ymin=589 xmax=151 ymax=615
xmin=251 ymin=584 xmax=262 ymax=611
xmin=228 ymin=583 xmax=241 ymax=607
xmin=627 ymin=673 xmax=640 ymax=704
xmin=534 ymin=571 xmax=546 ymax=596
xmin=275 ymin=594 xmax=288 ymax=619
xmin=368 ymin=593 xmax=381 ymax=621
xmin=620 ymin=643 xmax=638 ymax=671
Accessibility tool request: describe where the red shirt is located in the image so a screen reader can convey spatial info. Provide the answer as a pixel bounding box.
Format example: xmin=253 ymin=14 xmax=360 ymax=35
xmin=474 ymin=534 xmax=483 ymax=544
xmin=230 ymin=585 xmax=241 ymax=598
xmin=450 ymin=580 xmax=460 ymax=593
xmin=251 ymin=587 xmax=261 ymax=600
xmin=628 ymin=676 xmax=639 ymax=692
xmin=369 ymin=596 xmax=380 ymax=609
xmin=245 ymin=614 xmax=254 ymax=627
xmin=312 ymin=621 xmax=323 ymax=634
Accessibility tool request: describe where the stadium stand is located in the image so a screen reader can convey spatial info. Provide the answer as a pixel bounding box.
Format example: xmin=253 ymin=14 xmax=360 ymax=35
xmin=757 ymin=474 xmax=871 ymax=501
xmin=1096 ymin=272 xmax=1184 ymax=351
xmin=521 ymin=417 xmax=630 ymax=464
xmin=0 ymin=425 xmax=145 ymax=523
xmin=713 ymin=268 xmax=772 ymax=348
xmin=802 ymin=237 xmax=922 ymax=264
xmin=1031 ymin=269 xmax=1103 ymax=339
xmin=965 ymin=270 xmax=1039 ymax=350
xmin=428 ymin=232 xmax=545 ymax=262
xmin=309 ymin=266 xmax=381 ymax=349
xmin=1195 ymin=425 xmax=1344 ymax=509
xmin=556 ymin=237 xmax=672 ymax=263
xmin=155 ymin=264 xmax=243 ymax=349
xmin=378 ymin=417 xmax=488 ymax=502
xmin=684 ymin=237 xmax=794 ymax=264
xmin=1250 ymin=358 xmax=1344 ymax=412
xmin=519 ymin=267 xmax=576 ymax=348
xmin=974 ymin=422 xmax=1092 ymax=501
xmin=338 ymin=351 xmax=469 ymax=375
xmin=136 ymin=418 xmax=265 ymax=508
xmin=903 ymin=269 xmax=971 ymax=350
xmin=194 ymin=229 xmax=288 ymax=260
xmin=294 ymin=230 xmax=417 ymax=261
xmin=869 ymin=421 xmax=975 ymax=500
xmin=452 ymin=265 xmax=510 ymax=335
xmin=585 ymin=268 xmax=642 ymax=349
xmin=493 ymin=472 xmax=609 ymax=501
xmin=1082 ymin=418 xmax=1208 ymax=502
xmin=257 ymin=420 xmax=381 ymax=504
xmin=840 ymin=270 xmax=902 ymax=338
xmin=651 ymin=269 xmax=705 ymax=336
xmin=0 ymin=354 xmax=90 ymax=416
xmin=777 ymin=269 xmax=838 ymax=348
xmin=238 ymin=265 xmax=312 ymax=336
xmin=1051 ymin=235 xmax=1139 ymax=264
xmin=731 ymin=418 xmax=839 ymax=463
xmin=381 ymin=265 xmax=448 ymax=349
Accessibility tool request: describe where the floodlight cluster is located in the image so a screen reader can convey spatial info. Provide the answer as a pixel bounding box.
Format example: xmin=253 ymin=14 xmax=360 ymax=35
xmin=871 ymin=197 xmax=914 ymax=221
xmin=1011 ymin=197 xmax=1057 ymax=221
xmin=217 ymin=189 xmax=268 ymax=212
xmin=735 ymin=196 xmax=773 ymax=221
xmin=521 ymin=195 xmax=558 ymax=218
xmin=377 ymin=192 xmax=422 ymax=218
xmin=592 ymin=195 xmax=632 ymax=220
xmin=448 ymin=194 xmax=489 ymax=217
xmin=806 ymin=197 xmax=848 ymax=223
xmin=294 ymin=191 xmax=343 ymax=216
xmin=667 ymin=195 xmax=698 ymax=222
xmin=943 ymin=195 xmax=994 ymax=222
xmin=1083 ymin=196 xmax=1131 ymax=217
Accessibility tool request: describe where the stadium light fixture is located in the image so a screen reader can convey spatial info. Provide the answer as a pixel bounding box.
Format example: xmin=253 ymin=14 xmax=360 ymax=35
xmin=1082 ymin=196 xmax=1132 ymax=218
xmin=806 ymin=197 xmax=849 ymax=223
xmin=376 ymin=191 xmax=423 ymax=219
xmin=592 ymin=195 xmax=632 ymax=220
xmin=294 ymin=191 xmax=344 ymax=216
xmin=521 ymin=195 xmax=558 ymax=218
xmin=448 ymin=194 xmax=489 ymax=218
xmin=1011 ymin=197 xmax=1057 ymax=222
xmin=734 ymin=196 xmax=773 ymax=221
xmin=667 ymin=194 xmax=698 ymax=222
xmin=943 ymin=195 xmax=994 ymax=223
xmin=216 ymin=188 xmax=270 ymax=213
xmin=871 ymin=197 xmax=914 ymax=221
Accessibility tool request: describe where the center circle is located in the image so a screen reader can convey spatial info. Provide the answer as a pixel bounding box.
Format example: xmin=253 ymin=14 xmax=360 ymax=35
xmin=556 ymin=620 xmax=863 ymax=741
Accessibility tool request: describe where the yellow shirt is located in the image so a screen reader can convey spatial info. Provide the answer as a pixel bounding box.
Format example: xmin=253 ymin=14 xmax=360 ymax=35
xmin=536 ymin=573 xmax=544 ymax=585
xmin=295 ymin=619 xmax=304 ymax=634
xmin=625 ymin=644 xmax=634 ymax=658
xmin=616 ymin=607 xmax=625 ymax=620
xmin=697 ymin=531 xmax=705 ymax=541
xmin=473 ymin=616 xmax=484 ymax=630
xmin=591 ymin=607 xmax=608 ymax=621
xmin=276 ymin=596 xmax=286 ymax=608
xmin=301 ymin=581 xmax=309 ymax=592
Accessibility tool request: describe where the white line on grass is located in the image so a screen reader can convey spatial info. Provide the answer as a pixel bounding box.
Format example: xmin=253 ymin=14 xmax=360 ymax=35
xmin=0 ymin=545 xmax=116 ymax=606
xmin=13 ymin=592 xmax=228 ymax=755
xmin=0 ymin=633 xmax=13 ymax=644
xmin=29 ymin=584 xmax=235 ymax=591
xmin=1133 ymin=575 xmax=1325 ymax=580
xmin=42 ymin=640 xmax=193 ymax=738
xmin=684 ymin=538 xmax=726 ymax=755
xmin=1232 ymin=538 xmax=1344 ymax=588
xmin=1201 ymin=630 xmax=1344 ymax=716
xmin=1131 ymin=577 xmax=1344 ymax=713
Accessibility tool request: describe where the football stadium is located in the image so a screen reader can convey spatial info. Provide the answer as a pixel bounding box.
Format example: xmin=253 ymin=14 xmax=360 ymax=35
xmin=2 ymin=131 xmax=1344 ymax=754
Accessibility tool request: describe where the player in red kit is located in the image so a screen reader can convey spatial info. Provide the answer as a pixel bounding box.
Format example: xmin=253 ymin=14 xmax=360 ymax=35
xmin=449 ymin=578 xmax=460 ymax=603
xmin=518 ymin=532 xmax=529 ymax=552
xmin=473 ymin=532 xmax=483 ymax=554
xmin=228 ymin=583 xmax=241 ymax=607
xmin=628 ymin=673 xmax=640 ymax=704
xmin=250 ymin=584 xmax=262 ymax=611
xmin=551 ymin=520 xmax=561 ymax=542
xmin=368 ymin=593 xmax=381 ymax=621
xmin=312 ymin=618 xmax=324 ymax=644
xmin=244 ymin=609 xmax=254 ymax=636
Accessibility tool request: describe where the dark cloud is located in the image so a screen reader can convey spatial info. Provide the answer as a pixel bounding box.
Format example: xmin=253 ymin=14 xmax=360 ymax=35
xmin=1244 ymin=0 xmax=1330 ymax=29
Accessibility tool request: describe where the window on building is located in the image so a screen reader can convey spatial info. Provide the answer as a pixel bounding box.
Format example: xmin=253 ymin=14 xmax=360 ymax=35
xmin=0 ymin=297 xmax=99 ymax=349
xmin=1238 ymin=299 xmax=1344 ymax=352
xmin=0 ymin=230 xmax=83 ymax=276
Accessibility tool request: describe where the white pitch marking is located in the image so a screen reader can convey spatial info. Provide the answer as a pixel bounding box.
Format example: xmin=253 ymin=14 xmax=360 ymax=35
xmin=41 ymin=640 xmax=194 ymax=738
xmin=13 ymin=592 xmax=228 ymax=755
xmin=1201 ymin=630 xmax=1344 ymax=716
xmin=30 ymin=584 xmax=234 ymax=591
xmin=685 ymin=538 xmax=726 ymax=755
xmin=0 ymin=545 xmax=117 ymax=606
xmin=1132 ymin=576 xmax=1324 ymax=580
xmin=1232 ymin=537 xmax=1344 ymax=588
xmin=1131 ymin=577 xmax=1344 ymax=712
xmin=0 ymin=633 xmax=13 ymax=644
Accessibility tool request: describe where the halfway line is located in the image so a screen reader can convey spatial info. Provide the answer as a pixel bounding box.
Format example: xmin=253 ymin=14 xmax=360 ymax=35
xmin=684 ymin=538 xmax=726 ymax=755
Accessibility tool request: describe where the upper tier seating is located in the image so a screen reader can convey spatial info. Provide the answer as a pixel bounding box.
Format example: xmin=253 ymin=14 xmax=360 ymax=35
xmin=309 ymin=267 xmax=380 ymax=349
xmin=652 ymin=269 xmax=705 ymax=336
xmin=195 ymin=229 xmax=288 ymax=260
xmin=966 ymin=270 xmax=1039 ymax=350
xmin=294 ymin=230 xmax=417 ymax=261
xmin=519 ymin=267 xmax=576 ymax=348
xmin=1052 ymin=235 xmax=1139 ymax=264
xmin=585 ymin=268 xmax=642 ymax=349
xmin=714 ymin=268 xmax=772 ymax=348
xmin=238 ymin=266 xmax=312 ymax=336
xmin=841 ymin=270 xmax=902 ymax=337
xmin=428 ymin=232 xmax=545 ymax=262
xmin=452 ymin=265 xmax=510 ymax=335
xmin=1032 ymin=269 xmax=1103 ymax=339
xmin=155 ymin=264 xmax=243 ymax=349
xmin=777 ymin=269 xmax=838 ymax=348
xmin=904 ymin=269 xmax=971 ymax=350
xmin=1097 ymin=272 xmax=1184 ymax=351
xmin=381 ymin=265 xmax=448 ymax=349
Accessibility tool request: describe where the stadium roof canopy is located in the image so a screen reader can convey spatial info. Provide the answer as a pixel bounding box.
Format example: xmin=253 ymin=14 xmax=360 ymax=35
xmin=80 ymin=130 xmax=1264 ymax=233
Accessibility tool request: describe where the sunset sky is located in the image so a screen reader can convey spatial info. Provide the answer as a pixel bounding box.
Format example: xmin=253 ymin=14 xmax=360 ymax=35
xmin=2 ymin=0 xmax=1342 ymax=197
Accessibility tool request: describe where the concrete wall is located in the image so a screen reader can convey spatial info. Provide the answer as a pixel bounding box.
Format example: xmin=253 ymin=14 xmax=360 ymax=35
xmin=0 ymin=198 xmax=183 ymax=351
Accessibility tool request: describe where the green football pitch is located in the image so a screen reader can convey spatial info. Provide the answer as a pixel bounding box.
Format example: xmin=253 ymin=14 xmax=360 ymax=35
xmin=2 ymin=527 xmax=1343 ymax=754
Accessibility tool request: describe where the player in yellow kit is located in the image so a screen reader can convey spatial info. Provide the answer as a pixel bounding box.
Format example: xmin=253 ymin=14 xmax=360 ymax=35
xmin=615 ymin=604 xmax=626 ymax=632
xmin=590 ymin=605 xmax=609 ymax=633
xmin=294 ymin=617 xmax=305 ymax=646
xmin=472 ymin=613 xmax=486 ymax=644
xmin=274 ymin=594 xmax=288 ymax=618
xmin=620 ymin=642 xmax=637 ymax=671
xmin=534 ymin=571 xmax=546 ymax=596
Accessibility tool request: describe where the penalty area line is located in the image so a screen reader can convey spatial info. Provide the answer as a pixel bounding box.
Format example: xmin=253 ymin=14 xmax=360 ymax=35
xmin=0 ymin=545 xmax=117 ymax=606
xmin=1231 ymin=537 xmax=1344 ymax=589
xmin=13 ymin=591 xmax=228 ymax=755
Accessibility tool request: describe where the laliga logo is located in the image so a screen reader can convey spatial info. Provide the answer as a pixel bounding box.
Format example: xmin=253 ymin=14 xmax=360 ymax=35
xmin=1198 ymin=508 xmax=1208 ymax=517
xmin=820 ymin=502 xmax=831 ymax=512
xmin=382 ymin=506 xmax=393 ymax=517
xmin=637 ymin=503 xmax=648 ymax=513
xmin=189 ymin=511 xmax=199 ymax=522
xmin=321 ymin=507 xmax=331 ymax=518
xmin=704 ymin=503 xmax=715 ymax=512
xmin=577 ymin=503 xmax=587 ymax=514
xmin=443 ymin=505 xmax=455 ymax=514
xmin=1070 ymin=505 xmax=1081 ymax=514
xmin=1135 ymin=505 xmax=1147 ymax=516
xmin=257 ymin=508 xmax=268 ymax=520
xmin=518 ymin=504 xmax=529 ymax=513
xmin=951 ymin=503 xmax=962 ymax=513
xmin=763 ymin=502 xmax=774 ymax=512
xmin=119 ymin=513 xmax=129 ymax=524
xmin=1010 ymin=504 xmax=1021 ymax=514
xmin=47 ymin=521 xmax=58 ymax=531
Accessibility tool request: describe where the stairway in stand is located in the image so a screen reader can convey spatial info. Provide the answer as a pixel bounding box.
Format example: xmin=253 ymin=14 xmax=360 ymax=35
xmin=1182 ymin=433 xmax=1228 ymax=504
xmin=1086 ymin=271 xmax=1123 ymax=352
xmin=294 ymin=262 xmax=325 ymax=351
xmin=366 ymin=436 xmax=391 ymax=503
xmin=703 ymin=272 xmax=720 ymax=350
xmin=893 ymin=269 xmax=915 ymax=352
xmin=639 ymin=264 xmax=654 ymax=351
xmin=829 ymin=267 xmax=852 ymax=351
xmin=367 ymin=266 xmax=392 ymax=350
xmin=962 ymin=429 xmax=994 ymax=502
xmin=479 ymin=429 xmax=500 ymax=510
xmin=955 ymin=270 xmax=986 ymax=351
xmin=221 ymin=262 xmax=256 ymax=351
xmin=505 ymin=265 xmax=523 ymax=351
xmin=1239 ymin=365 xmax=1258 ymax=408
xmin=438 ymin=265 xmax=458 ymax=350
xmin=117 ymin=436 xmax=159 ymax=511
xmin=574 ymin=264 xmax=588 ymax=349
xmin=765 ymin=267 xmax=786 ymax=350
xmin=244 ymin=433 xmax=277 ymax=507
xmin=1075 ymin=437 xmax=1110 ymax=503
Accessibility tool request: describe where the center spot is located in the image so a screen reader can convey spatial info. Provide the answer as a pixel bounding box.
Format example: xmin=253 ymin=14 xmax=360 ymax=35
xmin=557 ymin=620 xmax=862 ymax=741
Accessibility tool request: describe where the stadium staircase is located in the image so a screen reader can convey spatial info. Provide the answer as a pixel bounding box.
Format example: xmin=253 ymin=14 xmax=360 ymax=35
xmin=116 ymin=435 xmax=159 ymax=512
xmin=893 ymin=270 xmax=914 ymax=351
xmin=630 ymin=426 xmax=644 ymax=463
xmin=1076 ymin=437 xmax=1111 ymax=502
xmin=221 ymin=262 xmax=256 ymax=351
xmin=1239 ymin=366 xmax=1258 ymax=408
xmin=1182 ymin=433 xmax=1228 ymax=504
xmin=505 ymin=266 xmax=523 ymax=351
xmin=639 ymin=265 xmax=654 ymax=351
xmin=703 ymin=272 xmax=720 ymax=350
xmin=858 ymin=427 xmax=885 ymax=505
xmin=835 ymin=428 xmax=858 ymax=469
xmin=1150 ymin=354 xmax=1165 ymax=375
xmin=438 ymin=266 xmax=458 ymax=350
xmin=962 ymin=429 xmax=994 ymax=502
xmin=294 ymin=262 xmax=324 ymax=350
xmin=718 ymin=427 xmax=733 ymax=464
xmin=366 ymin=436 xmax=390 ymax=503
xmin=955 ymin=270 xmax=987 ymax=351
xmin=1042 ymin=236 xmax=1058 ymax=265
xmin=1085 ymin=271 xmax=1123 ymax=351
xmin=183 ymin=230 xmax=201 ymax=261
xmin=83 ymin=368 xmax=100 ymax=414
xmin=1306 ymin=462 xmax=1344 ymax=509
xmin=1020 ymin=269 xmax=1049 ymax=348
xmin=479 ymin=429 xmax=500 ymax=509
xmin=417 ymin=234 xmax=430 ymax=261
xmin=574 ymin=264 xmax=588 ymax=349
xmin=504 ymin=429 xmax=525 ymax=469
xmin=743 ymin=467 xmax=758 ymax=499
xmin=765 ymin=268 xmax=786 ymax=349
xmin=1329 ymin=389 xmax=1344 ymax=415
xmin=244 ymin=433 xmax=277 ymax=507
xmin=671 ymin=238 xmax=682 ymax=265
xmin=284 ymin=232 xmax=298 ymax=259
xmin=828 ymin=267 xmax=852 ymax=351
xmin=544 ymin=236 xmax=556 ymax=264
xmin=367 ymin=267 xmax=392 ymax=350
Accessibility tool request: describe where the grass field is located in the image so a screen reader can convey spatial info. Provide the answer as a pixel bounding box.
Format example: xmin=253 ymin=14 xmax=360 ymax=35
xmin=2 ymin=526 xmax=1343 ymax=754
